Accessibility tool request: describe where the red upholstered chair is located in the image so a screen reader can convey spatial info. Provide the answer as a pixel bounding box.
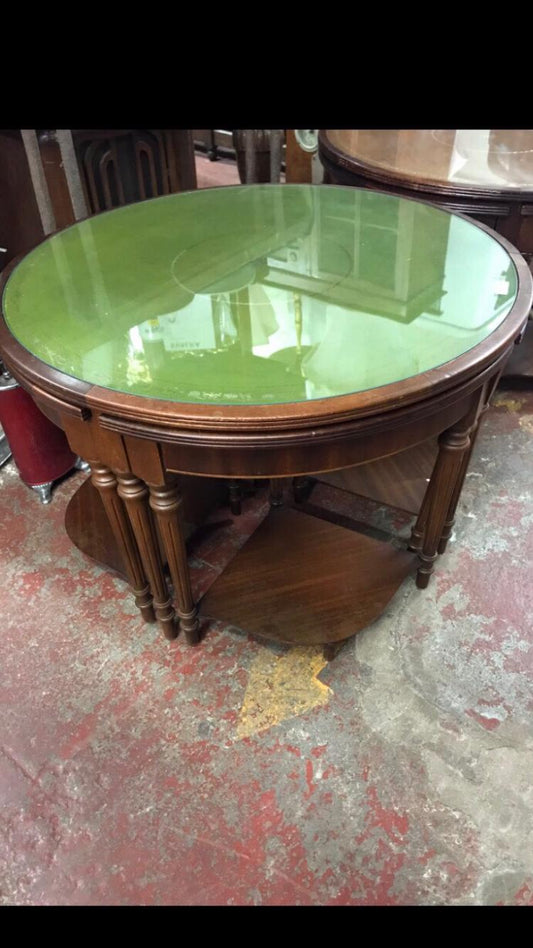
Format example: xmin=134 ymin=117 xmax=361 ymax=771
xmin=0 ymin=367 xmax=85 ymax=503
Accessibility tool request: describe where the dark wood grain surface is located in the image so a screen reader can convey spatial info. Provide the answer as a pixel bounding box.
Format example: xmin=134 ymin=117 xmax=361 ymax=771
xmin=317 ymin=439 xmax=438 ymax=515
xmin=200 ymin=506 xmax=416 ymax=648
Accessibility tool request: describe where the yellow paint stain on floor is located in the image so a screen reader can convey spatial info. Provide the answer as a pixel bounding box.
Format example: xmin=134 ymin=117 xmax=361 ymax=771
xmin=236 ymin=647 xmax=332 ymax=739
xmin=519 ymin=415 xmax=533 ymax=433
xmin=492 ymin=395 xmax=525 ymax=412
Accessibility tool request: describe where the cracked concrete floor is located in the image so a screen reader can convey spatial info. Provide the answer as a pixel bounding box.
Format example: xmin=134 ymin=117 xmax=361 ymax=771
xmin=0 ymin=388 xmax=532 ymax=906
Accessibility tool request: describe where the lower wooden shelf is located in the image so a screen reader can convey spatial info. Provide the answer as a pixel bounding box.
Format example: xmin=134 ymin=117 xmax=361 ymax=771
xmin=65 ymin=474 xmax=227 ymax=579
xmin=200 ymin=506 xmax=416 ymax=648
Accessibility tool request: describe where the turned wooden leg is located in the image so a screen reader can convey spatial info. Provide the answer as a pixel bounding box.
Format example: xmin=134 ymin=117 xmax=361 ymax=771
xmin=269 ymin=479 xmax=285 ymax=507
xmin=437 ymin=421 xmax=482 ymax=554
xmin=292 ymin=476 xmax=313 ymax=504
xmin=228 ymin=480 xmax=242 ymax=516
xmin=116 ymin=473 xmax=177 ymax=640
xmin=90 ymin=463 xmax=155 ymax=623
xmin=323 ymin=641 xmax=347 ymax=661
xmin=416 ymin=421 xmax=475 ymax=589
xmin=149 ymin=483 xmax=201 ymax=646
xmin=408 ymin=458 xmax=439 ymax=553
xmin=408 ymin=485 xmax=431 ymax=553
xmin=438 ymin=372 xmax=500 ymax=554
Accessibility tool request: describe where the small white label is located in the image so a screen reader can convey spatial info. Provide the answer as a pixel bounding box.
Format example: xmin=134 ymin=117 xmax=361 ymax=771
xmin=494 ymin=279 xmax=509 ymax=295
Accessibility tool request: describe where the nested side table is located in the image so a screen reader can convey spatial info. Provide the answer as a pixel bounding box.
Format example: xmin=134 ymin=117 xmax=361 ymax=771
xmin=1 ymin=184 xmax=531 ymax=655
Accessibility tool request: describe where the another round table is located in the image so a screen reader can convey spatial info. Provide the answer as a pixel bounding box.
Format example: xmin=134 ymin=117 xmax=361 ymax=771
xmin=319 ymin=129 xmax=533 ymax=383
xmin=1 ymin=184 xmax=531 ymax=655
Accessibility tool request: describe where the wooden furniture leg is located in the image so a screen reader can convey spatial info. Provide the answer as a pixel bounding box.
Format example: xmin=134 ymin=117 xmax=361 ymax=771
xmin=90 ymin=463 xmax=155 ymax=623
xmin=323 ymin=641 xmax=347 ymax=661
xmin=116 ymin=473 xmax=177 ymax=640
xmin=437 ymin=421 xmax=481 ymax=554
xmin=269 ymin=479 xmax=285 ymax=507
xmin=438 ymin=371 xmax=500 ymax=553
xmin=292 ymin=476 xmax=314 ymax=503
xmin=149 ymin=483 xmax=201 ymax=646
xmin=416 ymin=410 xmax=479 ymax=589
xmin=408 ymin=473 xmax=434 ymax=553
xmin=228 ymin=479 xmax=242 ymax=515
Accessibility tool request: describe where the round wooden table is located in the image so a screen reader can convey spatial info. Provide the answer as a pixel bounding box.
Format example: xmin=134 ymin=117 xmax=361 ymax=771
xmin=1 ymin=184 xmax=531 ymax=655
xmin=319 ymin=129 xmax=533 ymax=383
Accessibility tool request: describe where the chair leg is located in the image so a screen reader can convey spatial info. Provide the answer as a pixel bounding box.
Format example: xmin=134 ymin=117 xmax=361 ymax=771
xmin=31 ymin=482 xmax=53 ymax=504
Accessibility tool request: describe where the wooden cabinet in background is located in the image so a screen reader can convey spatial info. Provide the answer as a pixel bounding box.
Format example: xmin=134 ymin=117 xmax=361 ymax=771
xmin=0 ymin=129 xmax=197 ymax=267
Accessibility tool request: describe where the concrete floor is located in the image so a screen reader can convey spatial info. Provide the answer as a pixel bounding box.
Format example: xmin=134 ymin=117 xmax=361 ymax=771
xmin=0 ymin=386 xmax=532 ymax=905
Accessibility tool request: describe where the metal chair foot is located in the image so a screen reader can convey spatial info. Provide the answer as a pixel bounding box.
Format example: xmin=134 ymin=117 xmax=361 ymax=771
xmin=31 ymin=482 xmax=53 ymax=504
xmin=74 ymin=457 xmax=91 ymax=473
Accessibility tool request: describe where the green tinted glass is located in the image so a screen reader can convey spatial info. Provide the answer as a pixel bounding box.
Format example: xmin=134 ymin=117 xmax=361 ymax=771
xmin=2 ymin=185 xmax=518 ymax=405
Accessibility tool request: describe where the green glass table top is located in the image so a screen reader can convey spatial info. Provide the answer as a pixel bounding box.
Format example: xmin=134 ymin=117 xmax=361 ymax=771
xmin=2 ymin=184 xmax=519 ymax=406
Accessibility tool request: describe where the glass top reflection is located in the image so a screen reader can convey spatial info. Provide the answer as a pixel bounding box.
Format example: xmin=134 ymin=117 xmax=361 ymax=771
xmin=2 ymin=184 xmax=518 ymax=405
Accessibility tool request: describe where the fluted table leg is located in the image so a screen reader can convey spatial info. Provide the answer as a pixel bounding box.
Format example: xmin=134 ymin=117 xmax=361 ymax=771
xmin=149 ymin=483 xmax=200 ymax=645
xmin=416 ymin=420 xmax=475 ymax=589
xmin=438 ymin=373 xmax=499 ymax=555
xmin=90 ymin=463 xmax=155 ymax=623
xmin=408 ymin=478 xmax=433 ymax=553
xmin=116 ymin=473 xmax=177 ymax=640
xmin=437 ymin=420 xmax=481 ymax=554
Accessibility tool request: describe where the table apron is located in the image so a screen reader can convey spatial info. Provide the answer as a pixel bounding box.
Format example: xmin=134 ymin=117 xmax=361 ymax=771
xmin=159 ymin=389 xmax=477 ymax=478
xmin=26 ymin=347 xmax=513 ymax=482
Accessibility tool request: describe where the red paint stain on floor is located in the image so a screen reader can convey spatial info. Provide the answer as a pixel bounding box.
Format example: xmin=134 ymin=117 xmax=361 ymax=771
xmin=365 ymin=785 xmax=409 ymax=843
xmin=514 ymin=881 xmax=533 ymax=905
xmin=466 ymin=709 xmax=501 ymax=731
xmin=311 ymin=745 xmax=328 ymax=759
xmin=304 ymin=760 xmax=316 ymax=798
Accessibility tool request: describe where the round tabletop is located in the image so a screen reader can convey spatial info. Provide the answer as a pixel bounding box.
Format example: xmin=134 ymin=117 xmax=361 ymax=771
xmin=1 ymin=184 xmax=531 ymax=424
xmin=3 ymin=184 xmax=531 ymax=651
xmin=319 ymin=130 xmax=533 ymax=198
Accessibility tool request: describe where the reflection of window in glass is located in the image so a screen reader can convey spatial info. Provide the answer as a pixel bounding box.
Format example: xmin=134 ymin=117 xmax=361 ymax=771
xmin=310 ymin=191 xmax=451 ymax=321
xmin=358 ymin=230 xmax=397 ymax=291
xmin=318 ymin=219 xmax=353 ymax=276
